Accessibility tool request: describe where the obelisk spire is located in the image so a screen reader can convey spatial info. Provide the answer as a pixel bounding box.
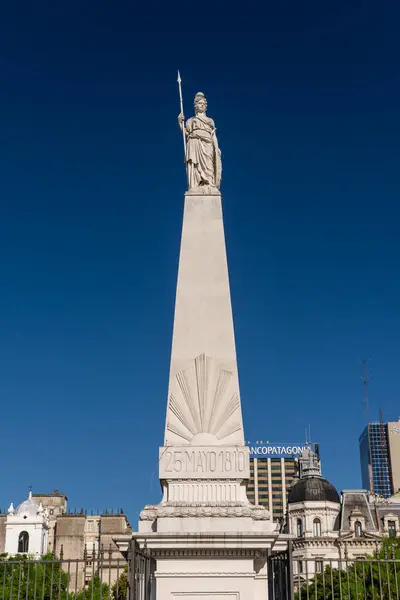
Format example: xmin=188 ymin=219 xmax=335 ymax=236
xmin=163 ymin=90 xmax=244 ymax=448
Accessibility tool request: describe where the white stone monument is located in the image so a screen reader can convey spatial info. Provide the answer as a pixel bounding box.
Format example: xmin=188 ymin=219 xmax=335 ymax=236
xmin=119 ymin=82 xmax=287 ymax=599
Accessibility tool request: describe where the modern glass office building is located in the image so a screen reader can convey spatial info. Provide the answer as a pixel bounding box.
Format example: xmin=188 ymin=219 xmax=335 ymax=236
xmin=359 ymin=422 xmax=392 ymax=498
xmin=247 ymin=456 xmax=298 ymax=522
xmin=246 ymin=442 xmax=320 ymax=521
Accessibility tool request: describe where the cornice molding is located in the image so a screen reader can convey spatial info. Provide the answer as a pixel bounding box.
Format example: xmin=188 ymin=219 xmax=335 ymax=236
xmin=156 ymin=572 xmax=254 ymax=578
xmin=151 ymin=548 xmax=267 ymax=559
xmin=140 ymin=502 xmax=271 ymax=521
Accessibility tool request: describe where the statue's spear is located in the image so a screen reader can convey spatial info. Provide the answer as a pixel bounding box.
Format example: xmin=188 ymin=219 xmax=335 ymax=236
xmin=177 ymin=70 xmax=187 ymax=159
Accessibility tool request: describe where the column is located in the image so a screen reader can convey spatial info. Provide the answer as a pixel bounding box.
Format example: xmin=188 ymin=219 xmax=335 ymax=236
xmin=254 ymin=458 xmax=259 ymax=505
xmin=281 ymin=457 xmax=286 ymax=514
xmin=268 ymin=458 xmax=273 ymax=515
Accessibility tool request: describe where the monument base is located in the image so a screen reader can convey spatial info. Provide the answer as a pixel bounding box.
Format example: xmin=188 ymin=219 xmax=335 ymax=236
xmin=131 ymin=528 xmax=286 ymax=600
xmin=113 ymin=483 xmax=286 ymax=599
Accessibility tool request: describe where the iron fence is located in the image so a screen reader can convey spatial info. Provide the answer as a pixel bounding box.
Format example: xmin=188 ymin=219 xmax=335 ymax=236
xmin=0 ymin=549 xmax=127 ymax=600
xmin=128 ymin=542 xmax=154 ymax=600
xmin=0 ymin=542 xmax=155 ymax=600
xmin=269 ymin=543 xmax=400 ymax=600
xmin=292 ymin=554 xmax=400 ymax=600
xmin=269 ymin=543 xmax=294 ymax=600
xmin=5 ymin=542 xmax=399 ymax=600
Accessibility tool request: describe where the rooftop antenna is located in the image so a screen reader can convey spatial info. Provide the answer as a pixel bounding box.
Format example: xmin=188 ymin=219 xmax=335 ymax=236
xmin=361 ymin=359 xmax=371 ymax=422
xmin=304 ymin=425 xmax=311 ymax=447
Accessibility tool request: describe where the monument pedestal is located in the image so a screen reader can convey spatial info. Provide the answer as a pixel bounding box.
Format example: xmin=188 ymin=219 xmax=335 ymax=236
xmin=136 ymin=493 xmax=281 ymax=600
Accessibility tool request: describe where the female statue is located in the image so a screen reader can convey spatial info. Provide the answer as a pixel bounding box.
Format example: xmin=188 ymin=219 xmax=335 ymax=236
xmin=178 ymin=92 xmax=222 ymax=192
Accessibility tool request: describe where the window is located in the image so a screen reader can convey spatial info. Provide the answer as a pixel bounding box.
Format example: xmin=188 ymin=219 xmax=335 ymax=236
xmin=313 ymin=518 xmax=322 ymax=537
xmin=18 ymin=531 xmax=29 ymax=553
xmin=355 ymin=521 xmax=363 ymax=537
xmin=298 ymin=561 xmax=303 ymax=573
xmin=297 ymin=518 xmax=303 ymax=537
xmin=315 ymin=561 xmax=323 ymax=573
xmin=388 ymin=520 xmax=397 ymax=538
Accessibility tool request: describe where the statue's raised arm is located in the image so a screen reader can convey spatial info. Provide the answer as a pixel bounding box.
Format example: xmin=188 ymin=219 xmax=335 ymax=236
xmin=177 ymin=92 xmax=222 ymax=194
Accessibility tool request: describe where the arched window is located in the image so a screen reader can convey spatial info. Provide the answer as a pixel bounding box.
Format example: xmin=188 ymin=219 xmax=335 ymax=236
xmin=388 ymin=520 xmax=396 ymax=538
xmin=297 ymin=518 xmax=303 ymax=537
xmin=313 ymin=518 xmax=322 ymax=537
xmin=355 ymin=521 xmax=363 ymax=537
xmin=18 ymin=531 xmax=29 ymax=553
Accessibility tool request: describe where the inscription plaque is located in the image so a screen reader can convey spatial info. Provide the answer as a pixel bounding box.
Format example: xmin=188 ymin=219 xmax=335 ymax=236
xmin=159 ymin=445 xmax=250 ymax=479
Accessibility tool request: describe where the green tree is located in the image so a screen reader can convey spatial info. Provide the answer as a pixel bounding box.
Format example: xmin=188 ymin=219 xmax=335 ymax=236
xmin=0 ymin=553 xmax=69 ymax=600
xmin=75 ymin=575 xmax=110 ymax=600
xmin=111 ymin=566 xmax=128 ymax=600
xmin=379 ymin=536 xmax=400 ymax=559
xmin=295 ymin=543 xmax=400 ymax=600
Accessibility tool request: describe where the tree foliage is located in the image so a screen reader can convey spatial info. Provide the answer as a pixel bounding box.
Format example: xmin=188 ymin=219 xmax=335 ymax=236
xmin=0 ymin=553 xmax=69 ymax=600
xmin=295 ymin=541 xmax=400 ymax=600
xmin=0 ymin=554 xmax=111 ymax=600
xmin=111 ymin=566 xmax=128 ymax=600
xmin=75 ymin=575 xmax=110 ymax=600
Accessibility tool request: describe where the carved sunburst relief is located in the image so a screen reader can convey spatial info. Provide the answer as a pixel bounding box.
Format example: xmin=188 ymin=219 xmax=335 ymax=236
xmin=166 ymin=353 xmax=243 ymax=445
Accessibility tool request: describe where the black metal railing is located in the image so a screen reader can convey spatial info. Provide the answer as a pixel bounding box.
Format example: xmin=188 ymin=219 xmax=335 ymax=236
xmin=6 ymin=542 xmax=399 ymax=600
xmin=269 ymin=542 xmax=400 ymax=600
xmin=269 ymin=542 xmax=294 ymax=600
xmin=128 ymin=542 xmax=154 ymax=600
xmin=0 ymin=542 xmax=155 ymax=600
xmin=292 ymin=550 xmax=400 ymax=600
xmin=0 ymin=550 xmax=127 ymax=600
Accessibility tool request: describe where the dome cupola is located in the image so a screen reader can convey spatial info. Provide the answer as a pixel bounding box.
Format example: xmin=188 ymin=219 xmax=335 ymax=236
xmin=288 ymin=444 xmax=340 ymax=504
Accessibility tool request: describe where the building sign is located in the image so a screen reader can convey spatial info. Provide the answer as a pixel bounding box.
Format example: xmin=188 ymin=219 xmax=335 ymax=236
xmin=248 ymin=444 xmax=306 ymax=458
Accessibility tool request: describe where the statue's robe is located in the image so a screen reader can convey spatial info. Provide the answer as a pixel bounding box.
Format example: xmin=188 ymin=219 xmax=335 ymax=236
xmin=185 ymin=115 xmax=221 ymax=190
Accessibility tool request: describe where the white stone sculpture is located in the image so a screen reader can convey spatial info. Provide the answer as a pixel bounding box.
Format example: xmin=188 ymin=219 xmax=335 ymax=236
xmin=178 ymin=92 xmax=222 ymax=193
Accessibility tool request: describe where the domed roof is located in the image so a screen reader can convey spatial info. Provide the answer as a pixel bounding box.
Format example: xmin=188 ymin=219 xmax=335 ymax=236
xmin=288 ymin=476 xmax=340 ymax=504
xmin=15 ymin=492 xmax=40 ymax=517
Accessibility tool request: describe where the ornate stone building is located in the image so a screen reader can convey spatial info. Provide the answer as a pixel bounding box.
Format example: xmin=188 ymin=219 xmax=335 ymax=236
xmin=0 ymin=490 xmax=131 ymax=588
xmin=282 ymin=446 xmax=400 ymax=581
xmin=4 ymin=492 xmax=50 ymax=558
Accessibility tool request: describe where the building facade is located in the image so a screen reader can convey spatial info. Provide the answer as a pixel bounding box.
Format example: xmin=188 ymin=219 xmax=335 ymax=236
xmin=283 ymin=445 xmax=400 ymax=583
xmin=0 ymin=490 xmax=131 ymax=589
xmin=246 ymin=443 xmax=317 ymax=522
xmin=359 ymin=418 xmax=400 ymax=498
xmin=387 ymin=418 xmax=400 ymax=494
xmin=4 ymin=492 xmax=50 ymax=558
xmin=32 ymin=491 xmax=68 ymax=554
xmin=247 ymin=456 xmax=298 ymax=522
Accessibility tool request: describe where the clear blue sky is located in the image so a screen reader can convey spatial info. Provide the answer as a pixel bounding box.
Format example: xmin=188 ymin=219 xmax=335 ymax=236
xmin=1 ymin=0 xmax=399 ymax=523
